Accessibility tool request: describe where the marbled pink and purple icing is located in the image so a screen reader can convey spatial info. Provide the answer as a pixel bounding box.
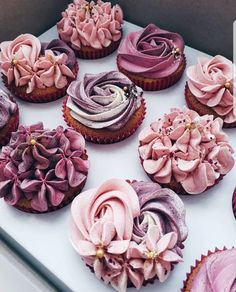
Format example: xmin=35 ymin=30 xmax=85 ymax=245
xmin=117 ymin=23 xmax=185 ymax=78
xmin=190 ymin=248 xmax=236 ymax=292
xmin=138 ymin=107 xmax=235 ymax=194
xmin=70 ymin=179 xmax=187 ymax=291
xmin=0 ymin=122 xmax=89 ymax=212
xmin=187 ymin=55 xmax=236 ymax=125
xmin=57 ymin=0 xmax=123 ymax=50
xmin=0 ymin=89 xmax=17 ymax=129
xmin=0 ymin=34 xmax=77 ymax=93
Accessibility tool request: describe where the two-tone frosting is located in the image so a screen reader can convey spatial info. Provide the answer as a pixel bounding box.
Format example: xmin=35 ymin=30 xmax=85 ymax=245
xmin=187 ymin=55 xmax=236 ymax=124
xmin=0 ymin=89 xmax=17 ymax=129
xmin=0 ymin=122 xmax=89 ymax=211
xmin=117 ymin=23 xmax=185 ymax=78
xmin=139 ymin=107 xmax=235 ymax=194
xmin=190 ymin=248 xmax=236 ymax=292
xmin=0 ymin=34 xmax=77 ymax=93
xmin=70 ymin=179 xmax=187 ymax=291
xmin=57 ymin=0 xmax=123 ymax=50
xmin=66 ymin=71 xmax=143 ymax=130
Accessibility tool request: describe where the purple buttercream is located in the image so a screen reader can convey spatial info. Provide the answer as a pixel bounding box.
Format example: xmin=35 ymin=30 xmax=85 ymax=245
xmin=0 ymin=89 xmax=17 ymax=129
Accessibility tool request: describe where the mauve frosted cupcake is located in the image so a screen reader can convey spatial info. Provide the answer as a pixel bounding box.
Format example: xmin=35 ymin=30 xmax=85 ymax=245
xmin=117 ymin=23 xmax=186 ymax=91
xmin=57 ymin=0 xmax=123 ymax=59
xmin=186 ymin=55 xmax=236 ymax=128
xmin=63 ymin=71 xmax=146 ymax=143
xmin=70 ymin=178 xmax=188 ymax=291
xmin=0 ymin=34 xmax=78 ymax=103
xmin=0 ymin=122 xmax=89 ymax=213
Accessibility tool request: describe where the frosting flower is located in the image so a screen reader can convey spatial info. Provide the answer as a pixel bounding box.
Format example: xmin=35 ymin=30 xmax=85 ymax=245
xmin=0 ymin=89 xmax=17 ymax=129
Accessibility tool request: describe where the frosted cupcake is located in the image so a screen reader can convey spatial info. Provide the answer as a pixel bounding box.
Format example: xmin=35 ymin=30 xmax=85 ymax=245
xmin=70 ymin=178 xmax=188 ymax=291
xmin=63 ymin=71 xmax=146 ymax=143
xmin=117 ymin=23 xmax=186 ymax=91
xmin=57 ymin=0 xmax=123 ymax=59
xmin=0 ymin=34 xmax=78 ymax=103
xmin=186 ymin=55 xmax=236 ymax=128
xmin=0 ymin=122 xmax=89 ymax=213
xmin=138 ymin=107 xmax=235 ymax=195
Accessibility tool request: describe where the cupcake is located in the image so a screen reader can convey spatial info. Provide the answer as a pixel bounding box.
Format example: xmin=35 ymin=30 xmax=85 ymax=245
xmin=70 ymin=178 xmax=188 ymax=291
xmin=232 ymin=188 xmax=236 ymax=219
xmin=138 ymin=107 xmax=235 ymax=195
xmin=63 ymin=71 xmax=146 ymax=143
xmin=183 ymin=247 xmax=236 ymax=291
xmin=0 ymin=89 xmax=19 ymax=147
xmin=117 ymin=23 xmax=186 ymax=91
xmin=0 ymin=122 xmax=89 ymax=213
xmin=0 ymin=34 xmax=78 ymax=103
xmin=57 ymin=0 xmax=123 ymax=59
xmin=186 ymin=55 xmax=236 ymax=128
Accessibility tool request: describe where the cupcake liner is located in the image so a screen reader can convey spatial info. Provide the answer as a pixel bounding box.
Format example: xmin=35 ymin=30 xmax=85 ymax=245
xmin=232 ymin=188 xmax=236 ymax=219
xmin=117 ymin=54 xmax=186 ymax=91
xmin=185 ymin=83 xmax=236 ymax=128
xmin=1 ymin=62 xmax=78 ymax=103
xmin=62 ymin=96 xmax=146 ymax=144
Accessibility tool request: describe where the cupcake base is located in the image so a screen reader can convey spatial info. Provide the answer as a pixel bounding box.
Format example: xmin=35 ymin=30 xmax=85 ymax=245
xmin=1 ymin=63 xmax=78 ymax=103
xmin=232 ymin=188 xmax=236 ymax=219
xmin=63 ymin=96 xmax=146 ymax=144
xmin=117 ymin=55 xmax=186 ymax=91
xmin=185 ymin=83 xmax=236 ymax=128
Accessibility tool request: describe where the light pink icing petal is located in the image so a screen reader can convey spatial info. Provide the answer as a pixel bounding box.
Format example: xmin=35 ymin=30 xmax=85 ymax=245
xmin=143 ymin=260 xmax=155 ymax=281
xmin=127 ymin=267 xmax=143 ymax=289
xmin=145 ymin=225 xmax=160 ymax=251
xmin=177 ymin=158 xmax=200 ymax=172
xmin=111 ymin=270 xmax=128 ymax=292
xmin=161 ymin=250 xmax=183 ymax=262
xmin=155 ymin=262 xmax=169 ymax=283
xmin=77 ymin=240 xmax=96 ymax=256
xmin=107 ymin=240 xmax=130 ymax=254
xmin=90 ymin=220 xmax=115 ymax=246
xmin=138 ymin=127 xmax=159 ymax=144
xmin=176 ymin=129 xmax=190 ymax=153
xmin=153 ymin=159 xmax=172 ymax=184
xmin=94 ymin=258 xmax=103 ymax=280
xmin=129 ymin=258 xmax=144 ymax=270
xmin=156 ymin=232 xmax=178 ymax=254
xmin=143 ymin=157 xmax=168 ymax=175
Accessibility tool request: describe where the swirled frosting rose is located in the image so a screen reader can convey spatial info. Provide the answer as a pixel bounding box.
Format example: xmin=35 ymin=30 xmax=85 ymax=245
xmin=139 ymin=107 xmax=235 ymax=194
xmin=57 ymin=0 xmax=123 ymax=50
xmin=0 ymin=34 xmax=76 ymax=93
xmin=191 ymin=248 xmax=236 ymax=292
xmin=70 ymin=179 xmax=188 ymax=291
xmin=187 ymin=55 xmax=236 ymax=124
xmin=66 ymin=71 xmax=143 ymax=130
xmin=117 ymin=23 xmax=185 ymax=78
xmin=0 ymin=122 xmax=89 ymax=211
xmin=0 ymin=89 xmax=17 ymax=129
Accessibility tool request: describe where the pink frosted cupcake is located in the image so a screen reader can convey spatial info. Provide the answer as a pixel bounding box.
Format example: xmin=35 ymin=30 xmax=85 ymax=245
xmin=70 ymin=178 xmax=188 ymax=291
xmin=186 ymin=55 xmax=236 ymax=128
xmin=0 ymin=34 xmax=78 ymax=103
xmin=57 ymin=0 xmax=123 ymax=59
xmin=138 ymin=107 xmax=235 ymax=195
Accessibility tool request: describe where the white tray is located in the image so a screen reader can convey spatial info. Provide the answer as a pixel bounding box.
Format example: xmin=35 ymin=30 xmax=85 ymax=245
xmin=0 ymin=21 xmax=236 ymax=292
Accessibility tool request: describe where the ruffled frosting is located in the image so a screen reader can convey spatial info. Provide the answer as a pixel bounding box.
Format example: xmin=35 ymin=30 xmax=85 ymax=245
xmin=57 ymin=0 xmax=123 ymax=50
xmin=70 ymin=179 xmax=187 ymax=291
xmin=0 ymin=122 xmax=89 ymax=212
xmin=0 ymin=89 xmax=17 ymax=129
xmin=0 ymin=34 xmax=76 ymax=93
xmin=117 ymin=23 xmax=185 ymax=78
xmin=67 ymin=71 xmax=143 ymax=130
xmin=187 ymin=55 xmax=236 ymax=124
xmin=139 ymin=107 xmax=235 ymax=194
xmin=191 ymin=248 xmax=236 ymax=292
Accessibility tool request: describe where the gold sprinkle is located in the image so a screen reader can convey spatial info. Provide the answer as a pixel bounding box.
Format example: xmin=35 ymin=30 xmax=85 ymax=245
xmin=11 ymin=59 xmax=18 ymax=66
xmin=145 ymin=251 xmax=157 ymax=260
xmin=185 ymin=123 xmax=191 ymax=129
xmin=96 ymin=248 xmax=105 ymax=259
xmin=224 ymin=82 xmax=231 ymax=89
xmin=29 ymin=139 xmax=37 ymax=146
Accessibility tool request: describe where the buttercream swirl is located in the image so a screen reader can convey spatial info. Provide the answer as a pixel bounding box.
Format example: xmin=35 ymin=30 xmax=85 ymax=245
xmin=66 ymin=71 xmax=143 ymax=130
xmin=187 ymin=55 xmax=236 ymax=124
xmin=0 ymin=122 xmax=89 ymax=211
xmin=117 ymin=23 xmax=185 ymax=78
xmin=139 ymin=107 xmax=235 ymax=194
xmin=0 ymin=89 xmax=17 ymax=129
xmin=57 ymin=0 xmax=123 ymax=50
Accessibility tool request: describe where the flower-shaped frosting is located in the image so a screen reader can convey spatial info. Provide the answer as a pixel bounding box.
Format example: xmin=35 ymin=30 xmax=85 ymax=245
xmin=0 ymin=89 xmax=17 ymax=129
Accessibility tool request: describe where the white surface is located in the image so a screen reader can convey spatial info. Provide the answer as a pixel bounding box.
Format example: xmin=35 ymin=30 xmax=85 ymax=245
xmin=0 ymin=21 xmax=236 ymax=292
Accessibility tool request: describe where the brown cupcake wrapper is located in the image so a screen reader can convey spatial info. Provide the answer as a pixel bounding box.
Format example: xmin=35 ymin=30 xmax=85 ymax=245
xmin=232 ymin=187 xmax=236 ymax=219
xmin=117 ymin=54 xmax=186 ymax=91
xmin=1 ymin=62 xmax=78 ymax=103
xmin=185 ymin=83 xmax=236 ymax=128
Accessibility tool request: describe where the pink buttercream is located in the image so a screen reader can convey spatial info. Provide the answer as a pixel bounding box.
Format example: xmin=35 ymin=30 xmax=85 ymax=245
xmin=57 ymin=0 xmax=123 ymax=50
xmin=139 ymin=107 xmax=235 ymax=194
xmin=187 ymin=55 xmax=236 ymax=124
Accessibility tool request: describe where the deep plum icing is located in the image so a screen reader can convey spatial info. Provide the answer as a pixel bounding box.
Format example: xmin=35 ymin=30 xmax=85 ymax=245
xmin=117 ymin=23 xmax=185 ymax=78
xmin=66 ymin=71 xmax=143 ymax=130
xmin=0 ymin=122 xmax=89 ymax=212
xmin=0 ymin=89 xmax=17 ymax=129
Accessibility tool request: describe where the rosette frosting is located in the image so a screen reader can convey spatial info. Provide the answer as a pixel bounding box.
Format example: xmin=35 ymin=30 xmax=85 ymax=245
xmin=70 ymin=179 xmax=187 ymax=291
xmin=0 ymin=122 xmax=89 ymax=211
xmin=57 ymin=0 xmax=123 ymax=50
xmin=139 ymin=107 xmax=235 ymax=194
xmin=0 ymin=34 xmax=76 ymax=93
xmin=66 ymin=71 xmax=143 ymax=130
xmin=117 ymin=23 xmax=185 ymax=78
xmin=191 ymin=248 xmax=236 ymax=292
xmin=187 ymin=55 xmax=236 ymax=124
xmin=0 ymin=89 xmax=17 ymax=129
